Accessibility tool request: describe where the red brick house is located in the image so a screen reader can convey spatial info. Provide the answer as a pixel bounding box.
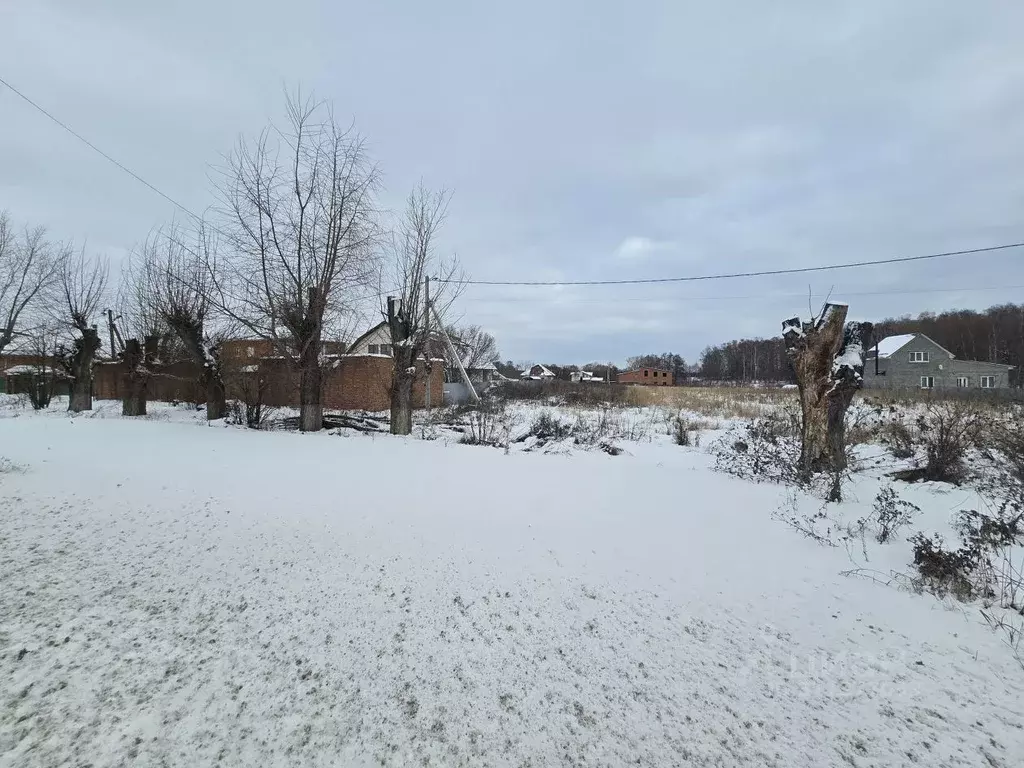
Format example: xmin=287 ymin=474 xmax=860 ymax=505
xmin=617 ymin=367 xmax=673 ymax=386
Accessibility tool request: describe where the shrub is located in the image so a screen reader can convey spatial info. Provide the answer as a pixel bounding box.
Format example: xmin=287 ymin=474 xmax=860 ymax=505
xmin=529 ymin=412 xmax=572 ymax=442
xmin=910 ymin=533 xmax=976 ymax=600
xmin=712 ymin=415 xmax=802 ymax=485
xmin=672 ymin=416 xmax=692 ymax=446
xmin=872 ymin=485 xmax=921 ymax=543
xmin=917 ymin=400 xmax=987 ymax=484
xmin=460 ymin=399 xmax=511 ymax=448
xmin=910 ymin=507 xmax=1023 ymax=608
xmin=226 ymin=367 xmax=271 ymax=429
xmin=986 ymin=407 xmax=1024 ymax=487
xmin=880 ymin=419 xmax=916 ymax=460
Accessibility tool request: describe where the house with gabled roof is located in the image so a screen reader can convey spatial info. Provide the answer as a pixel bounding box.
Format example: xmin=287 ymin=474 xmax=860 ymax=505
xmin=864 ymin=332 xmax=1015 ymax=391
xmin=520 ymin=363 xmax=556 ymax=381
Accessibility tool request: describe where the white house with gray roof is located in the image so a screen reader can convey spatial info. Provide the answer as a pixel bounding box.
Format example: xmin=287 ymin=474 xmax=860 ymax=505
xmin=863 ymin=333 xmax=1015 ymax=391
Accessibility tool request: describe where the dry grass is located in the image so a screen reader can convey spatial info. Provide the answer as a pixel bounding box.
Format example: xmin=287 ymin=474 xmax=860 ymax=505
xmin=628 ymin=386 xmax=798 ymax=420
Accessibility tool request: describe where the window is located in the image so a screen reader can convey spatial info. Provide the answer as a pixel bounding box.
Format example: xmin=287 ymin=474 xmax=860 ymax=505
xmin=380 ymin=344 xmax=392 ymax=356
xmin=981 ymin=376 xmax=996 ymax=389
xmin=920 ymin=376 xmax=934 ymax=389
xmin=956 ymin=377 xmax=970 ymax=388
xmin=246 ymin=346 xmax=255 ymax=358
xmin=909 ymin=351 xmax=930 ymax=363
xmin=644 ymin=370 xmax=649 ymax=377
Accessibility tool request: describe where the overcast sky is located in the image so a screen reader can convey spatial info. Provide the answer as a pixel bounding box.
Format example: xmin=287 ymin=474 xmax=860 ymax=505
xmin=2 ymin=1 xmax=1023 ymax=365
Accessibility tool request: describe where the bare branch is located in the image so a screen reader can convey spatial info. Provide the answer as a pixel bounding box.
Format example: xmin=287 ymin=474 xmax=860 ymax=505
xmin=385 ymin=183 xmax=464 ymax=434
xmin=208 ymin=91 xmax=381 ymax=431
xmin=0 ymin=211 xmax=61 ymax=354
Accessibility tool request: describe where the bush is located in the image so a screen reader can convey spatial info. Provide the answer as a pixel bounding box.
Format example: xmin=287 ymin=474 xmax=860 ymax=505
xmin=673 ymin=416 xmax=692 ymax=446
xmin=910 ymin=534 xmax=976 ymax=600
xmin=917 ymin=400 xmax=987 ymax=484
xmin=872 ymin=485 xmax=920 ymax=543
xmin=460 ymin=399 xmax=511 ymax=448
xmin=712 ymin=415 xmax=802 ymax=485
xmin=529 ymin=412 xmax=572 ymax=442
xmin=671 ymin=416 xmax=703 ymax=447
xmin=226 ymin=368 xmax=272 ymax=429
xmin=910 ymin=507 xmax=1023 ymax=608
xmin=986 ymin=407 xmax=1024 ymax=486
xmin=880 ymin=419 xmax=916 ymax=460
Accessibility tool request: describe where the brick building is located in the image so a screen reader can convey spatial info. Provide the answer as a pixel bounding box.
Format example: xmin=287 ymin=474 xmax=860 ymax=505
xmin=617 ymin=367 xmax=674 ymax=386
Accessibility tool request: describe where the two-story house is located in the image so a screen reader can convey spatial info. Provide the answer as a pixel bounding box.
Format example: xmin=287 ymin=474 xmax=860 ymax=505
xmin=863 ymin=333 xmax=1015 ymax=391
xmin=617 ymin=367 xmax=673 ymax=386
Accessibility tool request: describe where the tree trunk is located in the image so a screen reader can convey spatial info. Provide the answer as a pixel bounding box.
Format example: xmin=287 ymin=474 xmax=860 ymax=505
xmin=202 ymin=365 xmax=227 ymax=420
xmin=121 ymin=338 xmax=149 ymax=416
xmin=298 ymin=344 xmax=323 ymax=433
xmin=206 ymin=374 xmax=227 ymax=420
xmin=782 ymin=305 xmax=873 ymax=488
xmin=390 ymin=346 xmax=416 ymax=435
xmin=167 ymin=318 xmax=226 ymax=420
xmin=67 ymin=327 xmax=101 ymax=413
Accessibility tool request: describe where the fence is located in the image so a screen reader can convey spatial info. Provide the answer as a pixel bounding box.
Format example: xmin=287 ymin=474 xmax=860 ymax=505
xmin=91 ymin=354 xmax=443 ymax=412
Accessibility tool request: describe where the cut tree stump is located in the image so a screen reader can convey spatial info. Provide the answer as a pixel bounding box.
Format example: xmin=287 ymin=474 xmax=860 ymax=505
xmin=782 ymin=303 xmax=872 ymax=498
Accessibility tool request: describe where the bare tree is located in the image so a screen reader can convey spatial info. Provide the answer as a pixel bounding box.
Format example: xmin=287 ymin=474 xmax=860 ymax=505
xmin=445 ymin=324 xmax=499 ymax=377
xmin=0 ymin=211 xmax=59 ymax=354
xmin=385 ymin=185 xmax=462 ymax=435
xmin=126 ymin=222 xmax=229 ymax=419
xmin=54 ymin=247 xmax=108 ymax=412
xmin=116 ymin=242 xmax=172 ymax=416
xmin=782 ymin=303 xmax=872 ymax=500
xmin=19 ymin=323 xmax=63 ymax=410
xmin=211 ymin=93 xmax=380 ymax=432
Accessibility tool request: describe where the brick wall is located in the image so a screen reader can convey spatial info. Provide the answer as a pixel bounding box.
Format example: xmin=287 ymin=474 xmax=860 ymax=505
xmin=0 ymin=355 xmax=52 ymax=373
xmin=93 ymin=361 xmax=204 ymax=403
xmin=322 ymin=356 xmax=442 ymax=411
xmin=91 ymin=354 xmax=443 ymax=412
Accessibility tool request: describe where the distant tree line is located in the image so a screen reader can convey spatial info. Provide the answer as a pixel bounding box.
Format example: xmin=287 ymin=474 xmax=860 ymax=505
xmin=698 ymin=338 xmax=792 ymax=383
xmin=697 ymin=303 xmax=1024 ymax=386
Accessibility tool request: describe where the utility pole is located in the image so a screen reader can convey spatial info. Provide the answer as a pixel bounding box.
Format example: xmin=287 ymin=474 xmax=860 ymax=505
xmin=432 ymin=303 xmax=479 ymax=403
xmin=104 ymin=309 xmax=121 ymax=359
xmin=424 ymin=275 xmax=431 ymax=414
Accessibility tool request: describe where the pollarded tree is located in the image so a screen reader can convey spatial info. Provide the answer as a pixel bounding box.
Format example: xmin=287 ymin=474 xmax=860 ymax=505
xmin=212 ymin=92 xmax=380 ymax=432
xmin=782 ymin=302 xmax=872 ymax=499
xmin=385 ymin=184 xmax=462 ymax=435
xmin=126 ymin=222 xmax=228 ymax=419
xmin=54 ymin=246 xmax=108 ymax=413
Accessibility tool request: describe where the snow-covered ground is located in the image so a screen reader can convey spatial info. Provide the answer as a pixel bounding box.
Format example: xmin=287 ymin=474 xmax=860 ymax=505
xmin=2 ymin=399 xmax=1023 ymax=767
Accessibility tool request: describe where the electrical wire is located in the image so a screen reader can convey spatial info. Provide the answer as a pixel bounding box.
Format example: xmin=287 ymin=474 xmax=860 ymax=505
xmin=0 ymin=74 xmax=203 ymax=223
xmin=4 ymin=73 xmax=1022 ymax=295
xmin=457 ymin=284 xmax=1024 ymax=305
xmin=436 ymin=243 xmax=1024 ymax=286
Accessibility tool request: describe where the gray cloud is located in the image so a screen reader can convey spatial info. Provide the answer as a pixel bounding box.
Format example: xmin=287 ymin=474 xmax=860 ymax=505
xmin=2 ymin=0 xmax=1023 ymax=366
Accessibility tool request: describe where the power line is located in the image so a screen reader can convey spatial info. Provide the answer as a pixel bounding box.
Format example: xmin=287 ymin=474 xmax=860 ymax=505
xmin=458 ymin=283 xmax=1024 ymax=305
xmin=5 ymin=73 xmax=1023 ymax=295
xmin=0 ymin=74 xmax=203 ymax=223
xmin=438 ymin=242 xmax=1024 ymax=286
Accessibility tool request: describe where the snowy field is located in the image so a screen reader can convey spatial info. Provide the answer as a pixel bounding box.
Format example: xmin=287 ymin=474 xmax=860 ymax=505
xmin=2 ymin=399 xmax=1024 ymax=767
